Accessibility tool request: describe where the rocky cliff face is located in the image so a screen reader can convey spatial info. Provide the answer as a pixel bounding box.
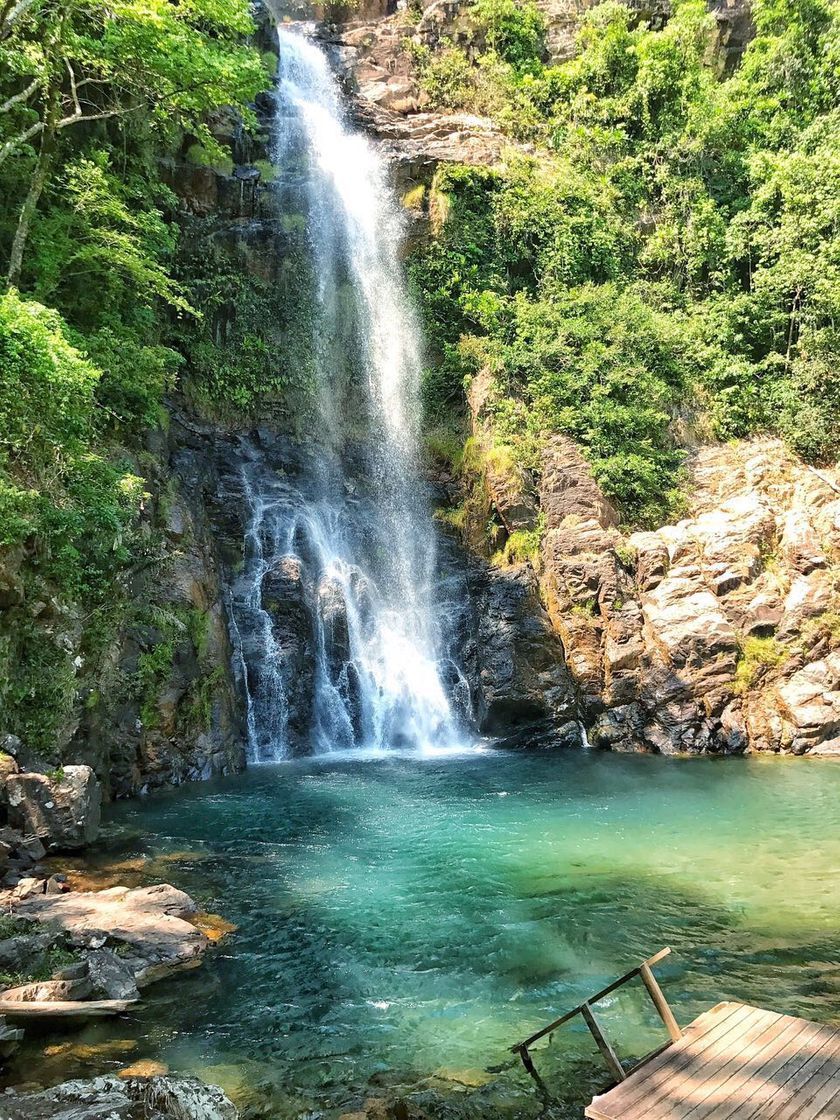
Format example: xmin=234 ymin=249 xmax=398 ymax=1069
xmin=323 ymin=0 xmax=840 ymax=761
xmin=72 ymin=424 xmax=247 ymax=798
xmin=1 ymin=0 xmax=795 ymax=786
xmin=462 ymin=379 xmax=840 ymax=756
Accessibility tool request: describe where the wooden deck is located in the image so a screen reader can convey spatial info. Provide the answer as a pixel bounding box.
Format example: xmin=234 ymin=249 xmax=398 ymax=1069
xmin=586 ymin=1001 xmax=840 ymax=1120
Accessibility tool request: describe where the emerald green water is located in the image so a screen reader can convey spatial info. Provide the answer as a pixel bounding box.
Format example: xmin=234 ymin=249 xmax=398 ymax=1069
xmin=15 ymin=751 xmax=840 ymax=1117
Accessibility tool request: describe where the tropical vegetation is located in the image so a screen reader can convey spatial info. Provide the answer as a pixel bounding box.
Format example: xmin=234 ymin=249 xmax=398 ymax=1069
xmin=409 ymin=0 xmax=840 ymax=525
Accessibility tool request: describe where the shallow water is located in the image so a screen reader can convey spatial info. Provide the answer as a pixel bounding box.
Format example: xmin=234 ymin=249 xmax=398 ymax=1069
xmin=12 ymin=750 xmax=840 ymax=1116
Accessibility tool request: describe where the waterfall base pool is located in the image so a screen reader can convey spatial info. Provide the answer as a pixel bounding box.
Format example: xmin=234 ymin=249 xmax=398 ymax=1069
xmin=10 ymin=750 xmax=840 ymax=1118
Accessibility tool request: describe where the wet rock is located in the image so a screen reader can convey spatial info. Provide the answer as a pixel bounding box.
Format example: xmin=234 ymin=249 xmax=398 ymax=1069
xmin=463 ymin=559 xmax=577 ymax=744
xmin=0 ymin=1075 xmax=238 ymax=1120
xmin=84 ymin=948 xmax=141 ymax=1002
xmin=117 ymin=1059 xmax=171 ymax=1078
xmin=0 ymin=977 xmax=93 ymax=1002
xmin=17 ymin=835 xmax=47 ymax=863
xmin=0 ymin=733 xmax=52 ymax=775
xmin=14 ymin=883 xmax=209 ymax=987
xmin=5 ymin=766 xmax=101 ymax=851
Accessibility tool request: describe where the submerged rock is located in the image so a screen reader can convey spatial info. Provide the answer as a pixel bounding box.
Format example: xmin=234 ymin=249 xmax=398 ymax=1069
xmin=5 ymin=766 xmax=101 ymax=851
xmin=0 ymin=1074 xmax=238 ymax=1120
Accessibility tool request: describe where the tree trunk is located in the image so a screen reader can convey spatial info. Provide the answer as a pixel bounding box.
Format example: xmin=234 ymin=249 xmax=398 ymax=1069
xmin=6 ymin=120 xmax=54 ymax=289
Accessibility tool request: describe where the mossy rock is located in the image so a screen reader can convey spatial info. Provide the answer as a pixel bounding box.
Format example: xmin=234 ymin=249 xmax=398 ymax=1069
xmin=185 ymin=143 xmax=235 ymax=177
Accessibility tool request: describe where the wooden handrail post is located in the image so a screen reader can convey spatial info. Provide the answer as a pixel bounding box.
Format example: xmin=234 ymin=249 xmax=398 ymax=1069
xmin=580 ymin=1002 xmax=626 ymax=1084
xmin=509 ymin=949 xmax=677 ymax=1084
xmin=639 ymin=961 xmax=681 ymax=1041
xmin=517 ymin=1044 xmax=537 ymax=1076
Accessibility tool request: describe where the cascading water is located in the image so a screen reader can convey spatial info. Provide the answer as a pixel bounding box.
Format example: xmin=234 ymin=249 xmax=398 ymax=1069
xmin=230 ymin=27 xmax=470 ymax=760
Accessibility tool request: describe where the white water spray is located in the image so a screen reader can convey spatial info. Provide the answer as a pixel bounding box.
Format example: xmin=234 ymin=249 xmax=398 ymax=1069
xmin=231 ymin=28 xmax=468 ymax=760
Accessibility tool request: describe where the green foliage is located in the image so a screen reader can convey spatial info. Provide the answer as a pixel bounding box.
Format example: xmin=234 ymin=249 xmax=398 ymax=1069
xmin=0 ymin=0 xmax=264 ymax=166
xmin=0 ymin=621 xmax=77 ymax=759
xmin=412 ymin=0 xmax=546 ymax=116
xmin=411 ymin=163 xmax=687 ymax=525
xmin=411 ymin=0 xmax=840 ymax=528
xmin=0 ymin=943 xmax=80 ymax=989
xmin=0 ymin=916 xmax=20 ymax=941
xmin=734 ymin=635 xmax=787 ymax=694
xmin=0 ymin=291 xmax=145 ymax=590
xmin=492 ymin=516 xmax=545 ymax=568
xmin=0 ymin=0 xmax=267 ymax=759
xmin=174 ymin=243 xmax=316 ymax=416
xmin=184 ymin=666 xmax=225 ymax=733
xmin=471 ymin=0 xmax=546 ymax=66
xmin=0 ymin=291 xmax=149 ymax=750
xmin=136 ymin=637 xmax=178 ymax=729
xmin=132 ymin=604 xmax=215 ymax=730
xmin=425 ymin=425 xmax=467 ymax=472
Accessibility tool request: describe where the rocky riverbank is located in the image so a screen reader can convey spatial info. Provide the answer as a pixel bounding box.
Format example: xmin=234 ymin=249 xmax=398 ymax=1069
xmin=0 ymin=752 xmax=235 ymax=1115
xmin=0 ymin=1075 xmax=239 ymax=1120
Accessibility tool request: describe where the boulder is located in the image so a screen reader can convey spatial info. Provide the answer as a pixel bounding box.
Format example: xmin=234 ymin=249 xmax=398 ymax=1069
xmin=775 ymin=651 xmax=840 ymax=754
xmin=0 ymin=928 xmax=58 ymax=976
xmin=84 ymin=947 xmax=141 ymax=1002
xmin=0 ymin=751 xmax=18 ymax=796
xmin=5 ymin=766 xmax=101 ymax=851
xmin=15 ymin=883 xmax=209 ymax=986
xmin=0 ymin=977 xmax=92 ymax=1002
xmin=0 ymin=1075 xmax=238 ymax=1120
xmin=463 ymin=560 xmax=578 ymax=745
xmin=473 ymin=432 xmax=840 ymax=755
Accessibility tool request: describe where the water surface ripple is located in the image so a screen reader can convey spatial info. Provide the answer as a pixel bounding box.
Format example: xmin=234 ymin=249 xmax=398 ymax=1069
xmin=14 ymin=752 xmax=840 ymax=1117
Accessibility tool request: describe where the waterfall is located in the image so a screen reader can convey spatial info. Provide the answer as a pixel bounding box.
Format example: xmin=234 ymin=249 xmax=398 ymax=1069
xmin=231 ymin=27 xmax=469 ymax=760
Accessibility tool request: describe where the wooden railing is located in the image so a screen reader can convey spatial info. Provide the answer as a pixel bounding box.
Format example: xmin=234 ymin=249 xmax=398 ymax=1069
xmin=510 ymin=948 xmax=681 ymax=1085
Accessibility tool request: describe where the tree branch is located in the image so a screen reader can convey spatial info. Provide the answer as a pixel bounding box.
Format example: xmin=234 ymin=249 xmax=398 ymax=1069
xmin=66 ymin=58 xmax=81 ymax=117
xmin=0 ymin=0 xmax=39 ymax=40
xmin=0 ymin=117 xmax=43 ymax=164
xmin=0 ymin=75 xmax=39 ymax=114
xmin=55 ymin=106 xmax=129 ymax=129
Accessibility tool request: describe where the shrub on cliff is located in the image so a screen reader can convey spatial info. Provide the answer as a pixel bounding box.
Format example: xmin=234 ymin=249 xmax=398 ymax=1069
xmin=411 ymin=0 xmax=840 ymax=528
xmin=0 ymin=291 xmax=146 ymax=750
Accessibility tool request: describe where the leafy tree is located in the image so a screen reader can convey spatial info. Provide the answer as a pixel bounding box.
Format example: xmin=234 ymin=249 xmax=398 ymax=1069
xmin=0 ymin=0 xmax=264 ymax=285
xmin=410 ymin=0 xmax=840 ymax=529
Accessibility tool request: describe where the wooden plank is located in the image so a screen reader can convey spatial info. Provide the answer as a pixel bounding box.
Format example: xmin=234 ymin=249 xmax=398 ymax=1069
xmin=665 ymin=1013 xmax=814 ymax=1120
xmin=0 ymin=998 xmax=137 ymax=1020
xmin=591 ymin=1003 xmax=764 ymax=1116
xmin=766 ymin=1029 xmax=840 ymax=1120
xmin=710 ymin=1018 xmax=836 ymax=1120
xmin=580 ymin=1001 xmax=626 ymax=1084
xmin=637 ymin=1006 xmax=788 ymax=1120
xmin=640 ymin=961 xmax=682 ymax=1042
xmin=585 ymin=1003 xmax=750 ymax=1119
xmin=744 ymin=1029 xmax=840 ymax=1120
xmin=586 ymin=1004 xmax=840 ymax=1120
xmin=797 ymin=1071 xmax=840 ymax=1120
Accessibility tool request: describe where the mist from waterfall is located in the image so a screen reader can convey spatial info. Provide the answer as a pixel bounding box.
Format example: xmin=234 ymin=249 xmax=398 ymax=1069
xmin=231 ymin=27 xmax=469 ymax=760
